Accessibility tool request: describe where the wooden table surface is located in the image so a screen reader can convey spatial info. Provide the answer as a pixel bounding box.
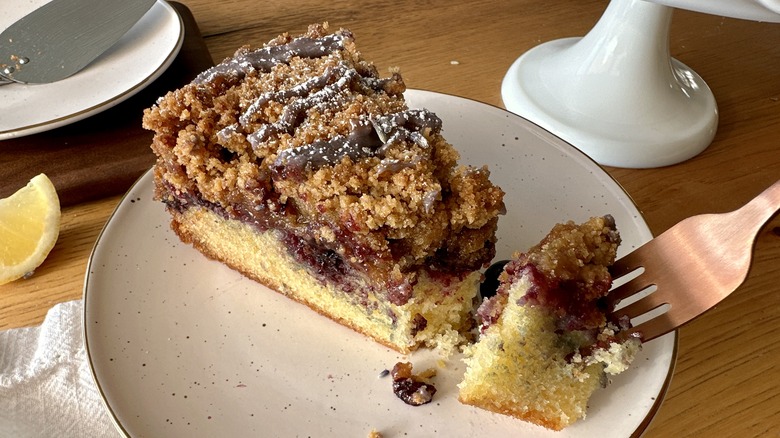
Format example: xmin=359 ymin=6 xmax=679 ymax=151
xmin=1 ymin=0 xmax=778 ymax=436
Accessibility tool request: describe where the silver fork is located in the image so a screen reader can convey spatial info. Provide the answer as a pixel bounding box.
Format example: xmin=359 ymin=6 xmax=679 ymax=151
xmin=607 ymin=179 xmax=780 ymax=342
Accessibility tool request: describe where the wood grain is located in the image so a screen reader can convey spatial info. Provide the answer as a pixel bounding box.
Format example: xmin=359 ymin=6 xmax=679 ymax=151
xmin=1 ymin=1 xmax=778 ymax=437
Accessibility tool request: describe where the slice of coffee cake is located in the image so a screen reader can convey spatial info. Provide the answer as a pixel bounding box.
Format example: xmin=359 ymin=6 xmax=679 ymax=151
xmin=142 ymin=23 xmax=504 ymax=353
xmin=458 ymin=216 xmax=641 ymax=430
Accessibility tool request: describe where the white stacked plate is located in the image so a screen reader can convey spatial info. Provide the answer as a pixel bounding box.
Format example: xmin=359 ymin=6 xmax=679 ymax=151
xmin=0 ymin=0 xmax=184 ymax=140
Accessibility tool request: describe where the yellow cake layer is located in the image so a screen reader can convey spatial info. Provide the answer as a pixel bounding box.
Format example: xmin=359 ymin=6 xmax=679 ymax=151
xmin=170 ymin=204 xmax=480 ymax=354
xmin=458 ymin=276 xmax=605 ymax=431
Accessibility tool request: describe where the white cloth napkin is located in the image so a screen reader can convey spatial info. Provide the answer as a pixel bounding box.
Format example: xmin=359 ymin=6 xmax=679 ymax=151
xmin=0 ymin=300 xmax=121 ymax=438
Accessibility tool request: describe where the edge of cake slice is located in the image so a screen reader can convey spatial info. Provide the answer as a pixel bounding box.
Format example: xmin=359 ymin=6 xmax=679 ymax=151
xmin=142 ymin=23 xmax=505 ymax=354
xmin=458 ymin=216 xmax=641 ymax=430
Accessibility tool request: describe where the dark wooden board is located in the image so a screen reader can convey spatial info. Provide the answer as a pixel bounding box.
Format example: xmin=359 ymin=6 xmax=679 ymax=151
xmin=0 ymin=2 xmax=214 ymax=206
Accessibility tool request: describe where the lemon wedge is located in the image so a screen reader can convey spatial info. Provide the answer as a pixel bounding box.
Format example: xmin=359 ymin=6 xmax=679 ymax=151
xmin=0 ymin=173 xmax=61 ymax=285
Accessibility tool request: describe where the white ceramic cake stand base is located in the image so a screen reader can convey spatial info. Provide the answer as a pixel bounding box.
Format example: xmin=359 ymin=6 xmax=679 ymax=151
xmin=502 ymin=0 xmax=718 ymax=168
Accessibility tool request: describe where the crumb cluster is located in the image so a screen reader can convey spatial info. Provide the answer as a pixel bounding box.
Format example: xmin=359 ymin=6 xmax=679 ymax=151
xmin=481 ymin=216 xmax=621 ymax=331
xmin=512 ymin=215 xmax=620 ymax=299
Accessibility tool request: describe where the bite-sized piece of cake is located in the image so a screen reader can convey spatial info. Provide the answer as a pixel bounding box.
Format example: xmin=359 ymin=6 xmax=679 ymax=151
xmin=458 ymin=216 xmax=641 ymax=430
xmin=142 ymin=23 xmax=505 ymax=354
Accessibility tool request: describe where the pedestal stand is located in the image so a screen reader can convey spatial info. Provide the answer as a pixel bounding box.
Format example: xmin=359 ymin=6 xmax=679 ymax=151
xmin=502 ymin=0 xmax=718 ymax=168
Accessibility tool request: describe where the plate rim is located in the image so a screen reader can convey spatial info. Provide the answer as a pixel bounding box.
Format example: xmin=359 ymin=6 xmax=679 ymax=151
xmin=83 ymin=88 xmax=679 ymax=437
xmin=0 ymin=0 xmax=184 ymax=140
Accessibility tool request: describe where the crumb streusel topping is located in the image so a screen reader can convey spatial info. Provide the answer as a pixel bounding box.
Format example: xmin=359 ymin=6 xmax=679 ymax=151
xmin=478 ymin=215 xmax=621 ymax=330
xmin=143 ymin=23 xmax=505 ymax=304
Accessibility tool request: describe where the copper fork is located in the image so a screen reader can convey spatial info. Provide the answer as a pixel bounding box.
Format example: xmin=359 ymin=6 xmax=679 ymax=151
xmin=607 ymin=179 xmax=780 ymax=342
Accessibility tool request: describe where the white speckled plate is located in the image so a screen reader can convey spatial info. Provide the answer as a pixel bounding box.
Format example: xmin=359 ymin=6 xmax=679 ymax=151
xmin=84 ymin=89 xmax=677 ymax=437
xmin=0 ymin=0 xmax=183 ymax=140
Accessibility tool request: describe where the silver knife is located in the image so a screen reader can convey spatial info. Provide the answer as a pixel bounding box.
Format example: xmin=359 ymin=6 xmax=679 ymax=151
xmin=0 ymin=0 xmax=156 ymax=84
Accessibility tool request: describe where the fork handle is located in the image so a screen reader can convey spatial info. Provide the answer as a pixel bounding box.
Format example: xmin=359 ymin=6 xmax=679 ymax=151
xmin=734 ymin=179 xmax=780 ymax=237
